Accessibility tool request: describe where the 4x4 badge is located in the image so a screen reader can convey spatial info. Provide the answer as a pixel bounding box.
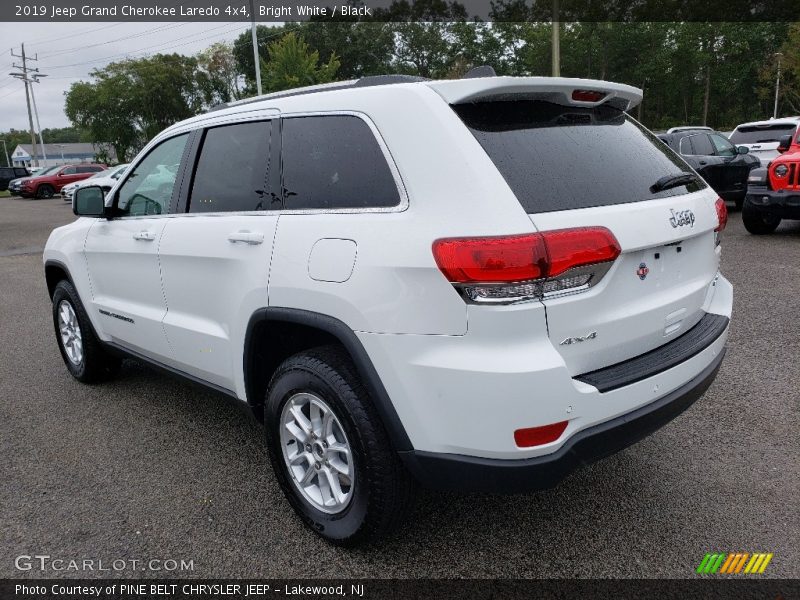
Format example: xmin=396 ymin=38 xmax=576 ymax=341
xmin=637 ymin=262 xmax=649 ymax=280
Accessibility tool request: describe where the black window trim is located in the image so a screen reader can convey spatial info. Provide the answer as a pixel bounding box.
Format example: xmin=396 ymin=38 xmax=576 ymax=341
xmin=277 ymin=110 xmax=409 ymax=215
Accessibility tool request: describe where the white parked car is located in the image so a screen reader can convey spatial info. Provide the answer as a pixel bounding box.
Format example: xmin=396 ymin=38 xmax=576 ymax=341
xmin=729 ymin=117 xmax=800 ymax=165
xmin=43 ymin=74 xmax=733 ymax=545
xmin=61 ymin=164 xmax=129 ymax=202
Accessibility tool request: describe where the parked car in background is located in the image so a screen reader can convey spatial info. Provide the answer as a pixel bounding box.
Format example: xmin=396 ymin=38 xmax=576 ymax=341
xmin=666 ymin=126 xmax=713 ymax=134
xmin=61 ymin=164 xmax=129 ymax=202
xmin=742 ymin=129 xmax=800 ymax=234
xmin=658 ymin=128 xmax=760 ymax=209
xmin=729 ymin=117 xmax=800 ymax=165
xmin=0 ymin=166 xmax=30 ymax=191
xmin=20 ymin=163 xmax=106 ymax=199
xmin=8 ymin=166 xmax=60 ymax=195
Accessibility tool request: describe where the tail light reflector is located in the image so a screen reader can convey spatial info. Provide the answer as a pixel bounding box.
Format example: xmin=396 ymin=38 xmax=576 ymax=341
xmin=714 ymin=197 xmax=728 ymax=233
xmin=514 ymin=421 xmax=569 ymax=447
xmin=432 ymin=227 xmax=621 ymax=304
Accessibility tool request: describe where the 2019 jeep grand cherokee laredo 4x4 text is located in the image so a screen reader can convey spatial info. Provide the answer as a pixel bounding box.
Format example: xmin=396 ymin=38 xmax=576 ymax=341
xmin=44 ymin=75 xmax=733 ymax=546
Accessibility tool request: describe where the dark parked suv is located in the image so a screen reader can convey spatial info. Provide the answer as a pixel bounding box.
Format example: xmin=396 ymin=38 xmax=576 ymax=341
xmin=0 ymin=166 xmax=30 ymax=191
xmin=658 ymin=128 xmax=760 ymax=209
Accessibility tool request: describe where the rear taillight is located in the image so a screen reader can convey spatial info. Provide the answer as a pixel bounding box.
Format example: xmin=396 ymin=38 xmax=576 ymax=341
xmin=432 ymin=227 xmax=621 ymax=304
xmin=714 ymin=197 xmax=728 ymax=233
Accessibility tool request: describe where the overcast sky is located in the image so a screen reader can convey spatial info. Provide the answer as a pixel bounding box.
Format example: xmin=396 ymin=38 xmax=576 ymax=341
xmin=1 ymin=22 xmax=262 ymax=132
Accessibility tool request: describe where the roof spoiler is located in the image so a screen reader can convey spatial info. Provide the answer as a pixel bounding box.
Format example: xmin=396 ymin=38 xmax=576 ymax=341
xmin=426 ymin=77 xmax=643 ymax=112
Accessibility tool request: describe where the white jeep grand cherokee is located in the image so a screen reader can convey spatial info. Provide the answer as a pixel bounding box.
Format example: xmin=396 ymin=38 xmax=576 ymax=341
xmin=44 ymin=74 xmax=733 ymax=546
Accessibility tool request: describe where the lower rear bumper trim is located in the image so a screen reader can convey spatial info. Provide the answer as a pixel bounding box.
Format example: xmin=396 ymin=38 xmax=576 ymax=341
xmin=399 ymin=347 xmax=725 ymax=494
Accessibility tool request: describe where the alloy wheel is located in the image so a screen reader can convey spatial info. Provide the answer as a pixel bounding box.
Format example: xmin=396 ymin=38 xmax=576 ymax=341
xmin=279 ymin=392 xmax=355 ymax=514
xmin=57 ymin=300 xmax=83 ymax=365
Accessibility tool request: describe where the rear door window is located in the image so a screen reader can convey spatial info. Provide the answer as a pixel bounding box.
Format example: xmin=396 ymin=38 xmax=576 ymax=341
xmin=685 ymin=134 xmax=714 ymax=156
xmin=189 ymin=121 xmax=272 ymax=213
xmin=281 ymin=115 xmax=401 ymax=210
xmin=453 ymin=100 xmax=702 ymax=214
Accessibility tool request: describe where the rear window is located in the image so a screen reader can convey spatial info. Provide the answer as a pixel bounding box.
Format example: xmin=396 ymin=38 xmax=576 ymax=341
xmin=281 ymin=115 xmax=401 ymax=210
xmin=729 ymin=123 xmax=797 ymax=145
xmin=453 ymin=100 xmax=703 ymax=213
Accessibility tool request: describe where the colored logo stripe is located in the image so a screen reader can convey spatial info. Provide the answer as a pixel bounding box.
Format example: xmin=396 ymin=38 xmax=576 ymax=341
xmin=697 ymin=553 xmax=773 ymax=574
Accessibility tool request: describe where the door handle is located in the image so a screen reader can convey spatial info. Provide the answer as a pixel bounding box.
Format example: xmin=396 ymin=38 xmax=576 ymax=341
xmin=132 ymin=231 xmax=156 ymax=241
xmin=227 ymin=230 xmax=264 ymax=245
xmin=698 ymin=160 xmax=707 ymax=165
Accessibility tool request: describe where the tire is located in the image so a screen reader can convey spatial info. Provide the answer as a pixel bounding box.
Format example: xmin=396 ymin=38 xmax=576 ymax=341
xmin=264 ymin=345 xmax=415 ymax=546
xmin=742 ymin=200 xmax=781 ymax=235
xmin=734 ymin=197 xmax=744 ymax=211
xmin=52 ymin=280 xmax=121 ymax=383
xmin=36 ymin=184 xmax=55 ymax=199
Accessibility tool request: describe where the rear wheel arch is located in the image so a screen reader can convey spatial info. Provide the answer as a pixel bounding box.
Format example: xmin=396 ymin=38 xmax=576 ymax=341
xmin=243 ymin=308 xmax=412 ymax=451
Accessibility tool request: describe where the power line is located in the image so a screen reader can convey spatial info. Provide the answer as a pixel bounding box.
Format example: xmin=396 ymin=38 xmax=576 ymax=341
xmin=22 ymin=22 xmax=127 ymax=46
xmin=42 ymin=23 xmax=247 ymax=70
xmin=0 ymin=86 xmax=23 ymax=100
xmin=36 ymin=22 xmax=193 ymax=59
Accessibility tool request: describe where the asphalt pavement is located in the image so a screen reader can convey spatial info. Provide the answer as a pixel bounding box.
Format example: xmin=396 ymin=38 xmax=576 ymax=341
xmin=0 ymin=195 xmax=797 ymax=578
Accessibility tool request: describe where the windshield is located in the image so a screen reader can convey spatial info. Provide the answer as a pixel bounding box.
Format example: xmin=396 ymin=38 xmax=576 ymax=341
xmin=88 ymin=169 xmax=110 ymax=179
xmin=730 ymin=124 xmax=797 ymax=145
xmin=453 ymin=100 xmax=704 ymax=213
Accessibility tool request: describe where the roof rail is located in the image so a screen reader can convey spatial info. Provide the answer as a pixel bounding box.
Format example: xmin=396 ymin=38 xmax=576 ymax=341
xmin=208 ymin=74 xmax=430 ymax=112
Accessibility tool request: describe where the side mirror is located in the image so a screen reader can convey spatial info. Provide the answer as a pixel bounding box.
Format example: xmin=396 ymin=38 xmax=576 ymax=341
xmin=777 ymin=134 xmax=793 ymax=153
xmin=737 ymin=145 xmax=749 ymax=155
xmin=73 ymin=186 xmax=106 ymax=217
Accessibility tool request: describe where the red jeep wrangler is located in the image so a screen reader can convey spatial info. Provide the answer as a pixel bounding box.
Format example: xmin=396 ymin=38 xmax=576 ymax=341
xmin=743 ymin=130 xmax=800 ymax=234
xmin=20 ymin=164 xmax=106 ymax=199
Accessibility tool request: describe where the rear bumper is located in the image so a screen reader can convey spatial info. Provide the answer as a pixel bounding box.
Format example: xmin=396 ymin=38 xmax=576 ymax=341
xmin=401 ymin=348 xmax=725 ymax=493
xmin=746 ymin=186 xmax=800 ymax=219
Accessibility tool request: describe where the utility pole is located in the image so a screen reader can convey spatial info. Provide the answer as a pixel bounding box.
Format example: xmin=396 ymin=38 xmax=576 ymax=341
xmin=773 ymin=52 xmax=783 ymax=119
xmin=0 ymin=139 xmax=10 ymax=167
xmin=29 ymin=76 xmax=48 ymax=165
xmin=551 ymin=0 xmax=560 ymax=77
xmin=10 ymin=44 xmax=40 ymax=168
xmin=249 ymin=0 xmax=262 ymax=96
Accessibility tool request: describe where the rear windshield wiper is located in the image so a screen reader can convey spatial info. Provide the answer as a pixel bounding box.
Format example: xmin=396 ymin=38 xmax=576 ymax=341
xmin=650 ymin=172 xmax=699 ymax=193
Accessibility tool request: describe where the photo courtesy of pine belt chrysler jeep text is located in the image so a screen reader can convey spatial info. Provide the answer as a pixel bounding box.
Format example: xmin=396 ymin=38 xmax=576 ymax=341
xmin=44 ymin=73 xmax=733 ymax=546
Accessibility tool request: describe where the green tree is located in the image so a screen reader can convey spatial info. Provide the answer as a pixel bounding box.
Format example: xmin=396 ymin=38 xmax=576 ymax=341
xmin=260 ymin=32 xmax=340 ymax=93
xmin=196 ymin=42 xmax=243 ymax=106
xmin=65 ymin=54 xmax=206 ymax=161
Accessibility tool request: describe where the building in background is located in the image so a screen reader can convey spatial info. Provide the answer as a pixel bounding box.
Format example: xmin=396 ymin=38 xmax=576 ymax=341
xmin=11 ymin=143 xmax=117 ymax=168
